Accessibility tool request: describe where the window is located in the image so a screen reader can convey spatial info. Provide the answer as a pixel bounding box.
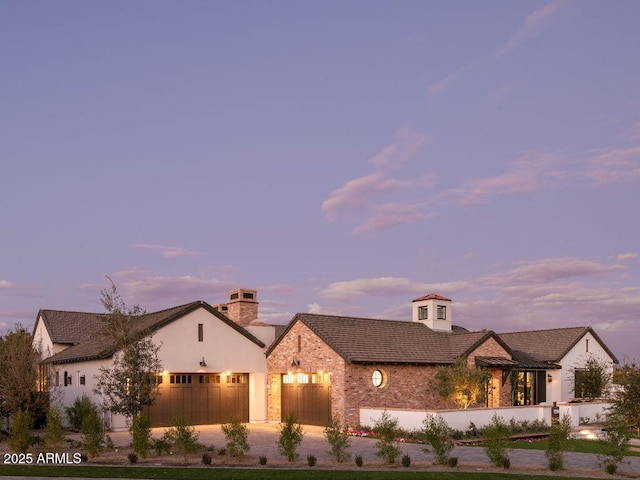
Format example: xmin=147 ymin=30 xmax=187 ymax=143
xmin=574 ymin=369 xmax=586 ymax=398
xmin=242 ymin=292 xmax=254 ymax=299
xmin=297 ymin=335 xmax=302 ymax=353
xmin=297 ymin=373 xmax=309 ymax=384
xmin=198 ymin=323 xmax=203 ymax=342
xmin=372 ymin=369 xmax=386 ymax=388
xmin=230 ymin=292 xmax=239 ymax=300
xmin=282 ymin=373 xmax=294 ymax=384
xmin=437 ymin=305 xmax=446 ymax=320
xmin=418 ymin=306 xmax=428 ymax=320
xmin=80 ymin=375 xmax=86 ymax=386
xmin=586 ymin=339 xmax=589 ymax=353
xmin=170 ymin=375 xmax=192 ymax=384
xmin=64 ymin=371 xmax=72 ymax=386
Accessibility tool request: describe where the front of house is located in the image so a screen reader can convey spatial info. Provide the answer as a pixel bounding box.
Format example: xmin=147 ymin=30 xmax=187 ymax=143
xmin=33 ymin=289 xmax=275 ymax=430
xmin=34 ymin=289 xmax=618 ymax=429
xmin=266 ymin=294 xmax=618 ymax=427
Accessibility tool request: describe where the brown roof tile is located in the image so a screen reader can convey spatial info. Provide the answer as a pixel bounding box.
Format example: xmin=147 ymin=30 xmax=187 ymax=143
xmin=412 ymin=293 xmax=452 ymax=302
xmin=268 ymin=313 xmax=508 ymax=365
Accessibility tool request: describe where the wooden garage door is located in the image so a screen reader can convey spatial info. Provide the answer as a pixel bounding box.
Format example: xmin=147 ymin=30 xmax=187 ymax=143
xmin=281 ymin=372 xmax=331 ymax=426
xmin=147 ymin=373 xmax=249 ymax=427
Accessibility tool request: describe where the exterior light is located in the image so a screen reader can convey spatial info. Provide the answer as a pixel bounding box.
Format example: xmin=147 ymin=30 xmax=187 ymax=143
xmin=547 ymin=373 xmax=553 ymax=383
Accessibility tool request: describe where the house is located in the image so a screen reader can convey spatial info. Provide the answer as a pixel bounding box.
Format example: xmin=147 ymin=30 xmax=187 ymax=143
xmin=33 ymin=289 xmax=275 ymax=430
xmin=266 ymin=294 xmax=618 ymax=427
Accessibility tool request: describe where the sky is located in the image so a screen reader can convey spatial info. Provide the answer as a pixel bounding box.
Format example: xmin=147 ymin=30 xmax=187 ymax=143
xmin=1 ymin=0 xmax=639 ymax=362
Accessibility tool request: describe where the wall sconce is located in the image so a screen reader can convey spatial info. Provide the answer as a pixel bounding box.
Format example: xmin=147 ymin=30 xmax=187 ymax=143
xmin=291 ymin=358 xmax=300 ymax=368
xmin=199 ymin=357 xmax=207 ymax=367
xmin=547 ymin=373 xmax=553 ymax=383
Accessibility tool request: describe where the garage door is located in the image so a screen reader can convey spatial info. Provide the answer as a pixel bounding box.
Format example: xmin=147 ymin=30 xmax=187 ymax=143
xmin=147 ymin=373 xmax=249 ymax=427
xmin=281 ymin=372 xmax=331 ymax=426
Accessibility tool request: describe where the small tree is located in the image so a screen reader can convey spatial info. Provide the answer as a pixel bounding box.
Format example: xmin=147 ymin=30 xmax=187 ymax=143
xmin=221 ymin=416 xmax=250 ymax=458
xmin=93 ymin=280 xmax=162 ymax=422
xmin=598 ymin=413 xmax=631 ymax=475
xmin=373 ymin=410 xmax=402 ymax=464
xmin=43 ymin=407 xmax=66 ymax=451
xmin=8 ymin=409 xmax=32 ymax=453
xmin=131 ymin=414 xmax=152 ymax=458
xmin=324 ymin=418 xmax=351 ymax=463
xmin=278 ymin=412 xmax=304 ymax=462
xmin=81 ymin=409 xmax=105 ymax=457
xmin=432 ymin=357 xmax=491 ymax=409
xmin=545 ymin=415 xmax=572 ymax=471
xmin=572 ymin=355 xmax=612 ymax=400
xmin=165 ymin=416 xmax=200 ymax=462
xmin=0 ymin=325 xmax=41 ymax=420
xmin=422 ymin=415 xmax=455 ymax=466
xmin=482 ymin=415 xmax=511 ymax=469
xmin=66 ymin=394 xmax=99 ymax=431
xmin=611 ymin=363 xmax=640 ymax=435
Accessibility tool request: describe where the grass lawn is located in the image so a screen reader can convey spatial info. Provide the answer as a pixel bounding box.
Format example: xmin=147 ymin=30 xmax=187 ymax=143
xmin=506 ymin=438 xmax=640 ymax=456
xmin=0 ymin=465 xmax=613 ymax=480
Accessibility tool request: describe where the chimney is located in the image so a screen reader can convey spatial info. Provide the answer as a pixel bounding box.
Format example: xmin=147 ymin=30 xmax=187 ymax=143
xmin=412 ymin=293 xmax=452 ymax=332
xmin=222 ymin=288 xmax=258 ymax=327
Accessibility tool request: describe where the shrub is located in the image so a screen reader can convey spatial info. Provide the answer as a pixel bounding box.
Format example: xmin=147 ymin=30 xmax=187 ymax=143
xmin=202 ymin=453 xmax=212 ymax=465
xmin=598 ymin=413 xmax=631 ymax=475
xmin=307 ymin=454 xmax=317 ymax=466
xmin=217 ymin=447 xmax=227 ymax=455
xmin=448 ymin=456 xmax=459 ymax=467
xmin=278 ymin=412 xmax=304 ymax=462
xmin=373 ymin=410 xmax=402 ymax=464
xmin=9 ymin=409 xmax=33 ymax=454
xmin=105 ymin=435 xmax=115 ymax=450
xmin=164 ymin=416 xmax=200 ymax=462
xmin=127 ymin=452 xmax=138 ymax=464
xmin=401 ymin=453 xmax=411 ymax=467
xmin=152 ymin=435 xmax=172 ymax=456
xmin=221 ymin=417 xmax=250 ymax=458
xmin=43 ymin=407 xmax=65 ymax=451
xmin=482 ymin=415 xmax=511 ymax=469
xmin=131 ymin=414 xmax=152 ymax=458
xmin=80 ymin=409 xmax=104 ymax=457
xmin=324 ymin=418 xmax=351 ymax=463
xmin=65 ymin=395 xmax=98 ymax=431
xmin=258 ymin=454 xmax=267 ymax=465
xmin=545 ymin=415 xmax=572 ymax=471
xmin=422 ymin=415 xmax=455 ymax=466
xmin=355 ymin=454 xmax=363 ymax=467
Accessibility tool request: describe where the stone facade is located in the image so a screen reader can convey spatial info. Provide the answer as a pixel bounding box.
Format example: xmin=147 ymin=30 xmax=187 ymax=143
xmin=266 ymin=321 xmax=345 ymax=422
xmin=467 ymin=336 xmax=514 ymax=408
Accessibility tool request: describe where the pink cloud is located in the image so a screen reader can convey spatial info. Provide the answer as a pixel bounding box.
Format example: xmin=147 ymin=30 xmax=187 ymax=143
xmin=130 ymin=244 xmax=200 ymax=258
xmin=584 ymin=146 xmax=640 ymax=185
xmin=352 ymin=202 xmax=434 ymax=235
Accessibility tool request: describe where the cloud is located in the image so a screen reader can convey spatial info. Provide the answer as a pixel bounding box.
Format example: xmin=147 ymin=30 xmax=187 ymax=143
xmin=441 ymin=154 xmax=558 ymax=206
xmin=428 ymin=0 xmax=564 ymax=98
xmin=321 ymin=128 xmax=430 ymax=223
xmin=584 ymin=146 xmax=640 ymax=185
xmin=617 ymin=253 xmax=638 ymax=262
xmin=318 ymin=277 xmax=473 ymax=302
xmin=0 ymin=280 xmax=18 ymax=290
xmin=482 ymin=257 xmax=624 ymax=287
xmin=130 ymin=244 xmax=199 ymax=258
xmin=307 ymin=303 xmax=322 ymax=314
xmin=352 ymin=202 xmax=435 ymax=235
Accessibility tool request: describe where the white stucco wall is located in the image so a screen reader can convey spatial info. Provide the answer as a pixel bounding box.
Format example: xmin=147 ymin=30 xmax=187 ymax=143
xmin=557 ymin=331 xmax=615 ymax=402
xmin=140 ymin=307 xmax=270 ymax=423
xmin=33 ymin=316 xmax=68 ymax=360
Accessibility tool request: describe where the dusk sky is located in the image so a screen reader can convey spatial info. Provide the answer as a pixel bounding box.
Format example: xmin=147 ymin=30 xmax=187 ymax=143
xmin=2 ymin=1 xmax=639 ymax=361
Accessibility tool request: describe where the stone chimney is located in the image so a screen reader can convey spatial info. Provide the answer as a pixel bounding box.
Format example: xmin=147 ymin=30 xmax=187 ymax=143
xmin=412 ymin=293 xmax=452 ymax=332
xmin=218 ymin=288 xmax=258 ymax=327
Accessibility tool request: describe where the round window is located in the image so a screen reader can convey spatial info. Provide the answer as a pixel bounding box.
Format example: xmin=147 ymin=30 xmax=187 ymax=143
xmin=372 ymin=369 xmax=384 ymax=387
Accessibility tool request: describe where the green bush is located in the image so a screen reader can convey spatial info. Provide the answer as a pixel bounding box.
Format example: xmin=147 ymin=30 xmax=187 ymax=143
xmin=9 ymin=409 xmax=33 ymax=453
xmin=307 ymin=454 xmax=317 ymax=466
xmin=43 ymin=407 xmax=65 ymax=451
xmin=152 ymin=435 xmax=172 ymax=456
xmin=127 ymin=452 xmax=138 ymax=464
xmin=221 ymin=416 xmax=250 ymax=458
xmin=401 ymin=453 xmax=411 ymax=467
xmin=598 ymin=413 xmax=631 ymax=475
xmin=80 ymin=409 xmax=104 ymax=457
xmin=355 ymin=454 xmax=363 ymax=467
xmin=545 ymin=415 xmax=572 ymax=471
xmin=258 ymin=454 xmax=267 ymax=465
xmin=373 ymin=410 xmax=402 ymax=464
xmin=278 ymin=412 xmax=304 ymax=461
xmin=65 ymin=395 xmax=98 ymax=431
xmin=324 ymin=418 xmax=351 ymax=463
xmin=422 ymin=415 xmax=455 ymax=466
xmin=482 ymin=415 xmax=511 ymax=469
xmin=164 ymin=416 xmax=200 ymax=462
xmin=131 ymin=414 xmax=152 ymax=458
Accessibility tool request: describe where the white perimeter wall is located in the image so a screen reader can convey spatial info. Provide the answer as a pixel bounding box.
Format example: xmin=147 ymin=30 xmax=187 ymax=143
xmin=361 ymin=402 xmax=612 ymax=431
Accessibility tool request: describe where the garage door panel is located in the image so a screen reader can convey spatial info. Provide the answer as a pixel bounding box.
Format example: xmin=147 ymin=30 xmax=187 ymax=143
xmin=281 ymin=375 xmax=331 ymax=426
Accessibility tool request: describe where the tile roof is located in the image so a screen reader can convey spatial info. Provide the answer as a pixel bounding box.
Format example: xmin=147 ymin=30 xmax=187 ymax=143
xmin=43 ymin=301 xmax=265 ymax=364
xmin=412 ymin=293 xmax=452 ymax=302
xmin=267 ymin=313 xmax=510 ymax=365
xmin=498 ymin=326 xmax=619 ymax=366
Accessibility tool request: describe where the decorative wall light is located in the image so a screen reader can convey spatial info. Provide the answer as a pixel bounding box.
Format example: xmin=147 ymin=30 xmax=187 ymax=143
xmin=291 ymin=358 xmax=301 ymax=368
xmin=547 ymin=373 xmax=553 ymax=383
xmin=199 ymin=357 xmax=207 ymax=367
